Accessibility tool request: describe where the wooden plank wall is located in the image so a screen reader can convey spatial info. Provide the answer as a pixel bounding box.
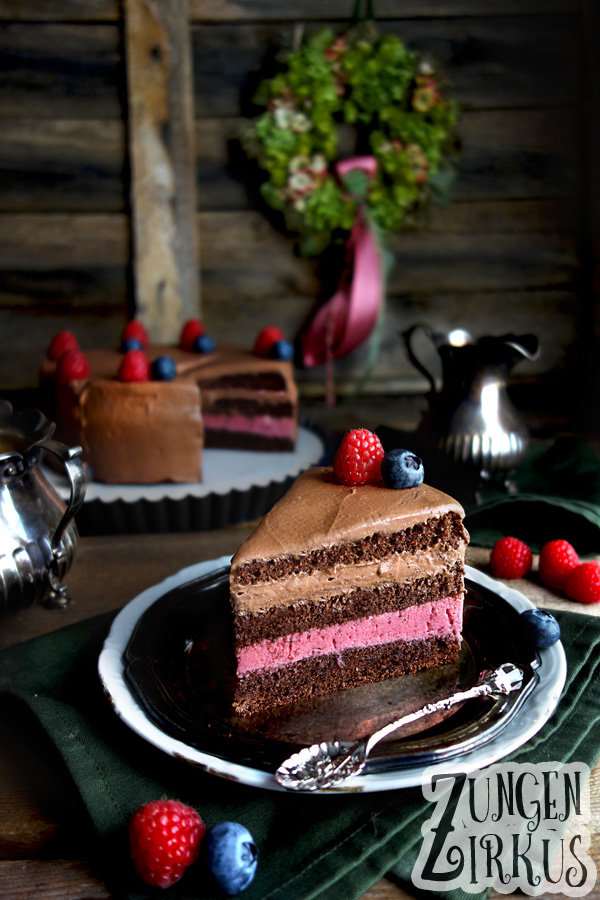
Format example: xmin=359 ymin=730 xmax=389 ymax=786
xmin=0 ymin=0 xmax=595 ymax=415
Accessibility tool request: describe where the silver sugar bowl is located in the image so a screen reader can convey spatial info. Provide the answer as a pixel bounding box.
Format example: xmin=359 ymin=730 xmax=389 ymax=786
xmin=0 ymin=400 xmax=86 ymax=615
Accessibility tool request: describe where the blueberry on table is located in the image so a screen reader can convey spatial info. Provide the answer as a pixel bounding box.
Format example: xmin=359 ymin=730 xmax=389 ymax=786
xmin=206 ymin=822 xmax=258 ymax=895
xmin=520 ymin=608 xmax=561 ymax=648
xmin=381 ymin=449 xmax=424 ymax=489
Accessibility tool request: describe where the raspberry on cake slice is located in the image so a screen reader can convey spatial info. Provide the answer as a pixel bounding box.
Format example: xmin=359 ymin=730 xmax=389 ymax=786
xmin=229 ymin=433 xmax=469 ymax=715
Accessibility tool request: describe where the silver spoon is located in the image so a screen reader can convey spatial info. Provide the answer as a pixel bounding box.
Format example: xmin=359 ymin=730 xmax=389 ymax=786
xmin=275 ymin=662 xmax=524 ymax=791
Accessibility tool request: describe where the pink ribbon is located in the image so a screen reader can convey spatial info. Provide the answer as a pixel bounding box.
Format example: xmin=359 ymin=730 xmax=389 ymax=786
xmin=299 ymin=157 xmax=384 ymax=374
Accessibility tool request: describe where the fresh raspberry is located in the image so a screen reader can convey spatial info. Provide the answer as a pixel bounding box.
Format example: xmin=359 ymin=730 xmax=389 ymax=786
xmin=47 ymin=331 xmax=79 ymax=362
xmin=538 ymin=539 xmax=580 ymax=589
xmin=563 ymin=561 xmax=600 ymax=605
xmin=118 ymin=349 xmax=151 ymax=382
xmin=179 ymin=318 xmax=205 ymax=351
xmin=253 ymin=326 xmax=285 ymax=358
xmin=56 ymin=349 xmax=91 ymax=384
xmin=129 ymin=799 xmax=206 ymax=889
xmin=333 ymin=428 xmax=385 ymax=486
xmin=121 ymin=321 xmax=149 ymax=349
xmin=489 ymin=537 xmax=533 ymax=579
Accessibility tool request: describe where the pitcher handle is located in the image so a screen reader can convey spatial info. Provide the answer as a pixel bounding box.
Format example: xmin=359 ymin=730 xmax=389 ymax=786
xmin=40 ymin=440 xmax=87 ymax=551
xmin=402 ymin=324 xmax=437 ymax=392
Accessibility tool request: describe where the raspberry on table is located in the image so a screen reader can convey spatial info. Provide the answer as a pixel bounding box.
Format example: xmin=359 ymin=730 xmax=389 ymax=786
xmin=47 ymin=331 xmax=79 ymax=362
xmin=121 ymin=321 xmax=149 ymax=349
xmin=563 ymin=561 xmax=600 ymax=605
xmin=538 ymin=539 xmax=580 ymax=589
xmin=118 ymin=349 xmax=151 ymax=382
xmin=56 ymin=349 xmax=91 ymax=384
xmin=180 ymin=318 xmax=205 ymax=351
xmin=129 ymin=799 xmax=206 ymax=889
xmin=333 ymin=428 xmax=385 ymax=486
xmin=253 ymin=326 xmax=285 ymax=358
xmin=489 ymin=536 xmax=533 ymax=579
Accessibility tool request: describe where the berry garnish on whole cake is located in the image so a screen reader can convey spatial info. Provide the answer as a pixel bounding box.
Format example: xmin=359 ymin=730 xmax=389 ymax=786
xmin=179 ymin=318 xmax=205 ymax=351
xmin=120 ymin=337 xmax=144 ymax=353
xmin=118 ymin=349 xmax=151 ymax=382
xmin=151 ymin=354 xmax=177 ymax=381
xmin=121 ymin=320 xmax=149 ymax=349
xmin=47 ymin=330 xmax=79 ymax=362
xmin=56 ymin=348 xmax=91 ymax=383
xmin=194 ymin=333 xmax=216 ymax=354
xmin=253 ymin=326 xmax=284 ymax=358
xmin=253 ymin=325 xmax=294 ymax=362
xmin=269 ymin=338 xmax=294 ymax=361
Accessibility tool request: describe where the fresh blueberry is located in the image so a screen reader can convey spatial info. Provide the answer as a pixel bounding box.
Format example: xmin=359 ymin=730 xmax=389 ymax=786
xmin=120 ymin=337 xmax=143 ymax=353
xmin=205 ymin=822 xmax=258 ymax=895
xmin=194 ymin=333 xmax=216 ymax=354
xmin=380 ymin=449 xmax=425 ymax=489
xmin=269 ymin=339 xmax=293 ymax=361
xmin=151 ymin=355 xmax=177 ymax=381
xmin=520 ymin=608 xmax=561 ymax=649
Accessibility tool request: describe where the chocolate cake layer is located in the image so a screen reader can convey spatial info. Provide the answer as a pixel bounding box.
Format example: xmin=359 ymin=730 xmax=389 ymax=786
xmin=233 ymin=512 xmax=466 ymax=585
xmin=232 ymin=635 xmax=461 ymax=715
xmin=204 ymin=431 xmax=295 ymax=451
xmin=198 ymin=372 xmax=288 ymax=391
xmin=203 ymin=399 xmax=295 ymax=417
xmin=234 ymin=565 xmax=464 ymax=647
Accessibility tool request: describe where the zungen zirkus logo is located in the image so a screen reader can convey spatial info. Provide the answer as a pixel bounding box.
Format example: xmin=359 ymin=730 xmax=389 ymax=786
xmin=412 ymin=762 xmax=596 ymax=896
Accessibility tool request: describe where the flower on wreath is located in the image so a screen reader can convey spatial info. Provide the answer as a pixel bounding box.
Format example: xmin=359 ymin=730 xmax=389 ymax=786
xmin=240 ymin=22 xmax=460 ymax=258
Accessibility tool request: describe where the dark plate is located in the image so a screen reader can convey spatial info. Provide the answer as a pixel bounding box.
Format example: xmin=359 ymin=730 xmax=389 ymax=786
xmin=122 ymin=566 xmax=540 ymax=775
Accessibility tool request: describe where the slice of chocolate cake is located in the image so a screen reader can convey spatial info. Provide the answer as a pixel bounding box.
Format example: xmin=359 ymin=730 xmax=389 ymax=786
xmin=229 ymin=465 xmax=469 ymax=715
xmin=192 ymin=344 xmax=298 ymax=452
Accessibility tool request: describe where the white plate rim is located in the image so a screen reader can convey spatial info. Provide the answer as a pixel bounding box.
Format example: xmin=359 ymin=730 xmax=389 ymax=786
xmin=98 ymin=561 xmax=567 ymax=794
xmin=45 ymin=425 xmax=323 ymax=504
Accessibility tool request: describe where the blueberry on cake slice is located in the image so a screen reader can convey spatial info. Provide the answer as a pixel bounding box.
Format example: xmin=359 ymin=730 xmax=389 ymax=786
xmin=229 ymin=430 xmax=469 ymax=715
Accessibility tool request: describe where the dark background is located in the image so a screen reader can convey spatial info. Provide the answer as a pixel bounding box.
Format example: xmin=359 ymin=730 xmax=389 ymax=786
xmin=0 ymin=0 xmax=598 ymax=436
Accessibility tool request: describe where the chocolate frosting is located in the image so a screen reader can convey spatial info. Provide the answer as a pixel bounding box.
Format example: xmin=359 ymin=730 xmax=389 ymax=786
xmin=231 ymin=467 xmax=467 ymax=568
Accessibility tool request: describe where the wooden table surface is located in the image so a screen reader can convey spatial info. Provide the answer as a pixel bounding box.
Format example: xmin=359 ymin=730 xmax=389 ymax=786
xmin=0 ymin=528 xmax=598 ymax=900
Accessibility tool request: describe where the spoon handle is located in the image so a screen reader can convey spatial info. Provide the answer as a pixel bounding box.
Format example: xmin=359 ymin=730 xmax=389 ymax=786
xmin=364 ymin=663 xmax=523 ymax=757
xmin=364 ymin=682 xmax=490 ymax=756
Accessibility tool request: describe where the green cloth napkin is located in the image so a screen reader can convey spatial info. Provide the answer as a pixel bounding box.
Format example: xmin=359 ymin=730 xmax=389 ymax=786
xmin=464 ymin=438 xmax=600 ymax=553
xmin=1 ymin=607 xmax=600 ymax=900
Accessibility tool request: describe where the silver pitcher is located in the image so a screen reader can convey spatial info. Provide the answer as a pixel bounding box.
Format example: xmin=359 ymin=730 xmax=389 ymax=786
xmin=403 ymin=326 xmax=539 ymax=475
xmin=0 ymin=400 xmax=86 ymax=615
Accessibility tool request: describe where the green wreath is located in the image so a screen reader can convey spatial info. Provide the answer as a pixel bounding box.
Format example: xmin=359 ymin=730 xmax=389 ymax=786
xmin=241 ymin=20 xmax=460 ymax=258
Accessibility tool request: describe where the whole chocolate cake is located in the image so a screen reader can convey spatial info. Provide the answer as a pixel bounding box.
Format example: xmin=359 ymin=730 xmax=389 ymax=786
xmin=39 ymin=323 xmax=298 ymax=484
xmin=229 ymin=455 xmax=469 ymax=716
